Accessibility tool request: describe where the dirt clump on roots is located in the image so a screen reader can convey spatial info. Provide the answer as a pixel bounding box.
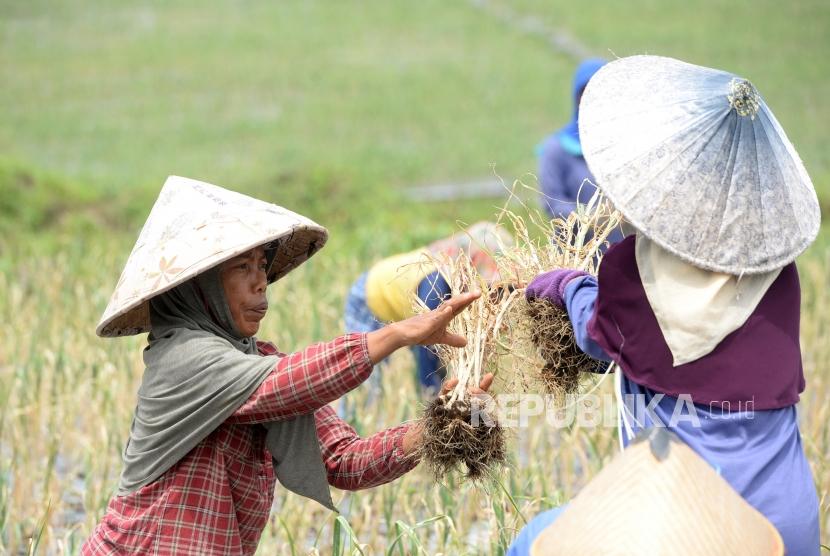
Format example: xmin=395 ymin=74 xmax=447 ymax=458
xmin=526 ymin=297 xmax=603 ymax=395
xmin=422 ymin=394 xmax=506 ymax=481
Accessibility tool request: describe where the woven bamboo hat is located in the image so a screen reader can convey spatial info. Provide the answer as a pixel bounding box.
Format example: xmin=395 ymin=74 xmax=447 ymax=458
xmin=96 ymin=176 xmax=328 ymax=337
xmin=530 ymin=429 xmax=783 ymax=556
xmin=579 ymin=55 xmax=820 ymax=275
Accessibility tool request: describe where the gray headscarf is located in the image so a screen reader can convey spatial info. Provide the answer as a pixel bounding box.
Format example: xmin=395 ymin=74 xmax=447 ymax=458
xmin=117 ymin=262 xmax=335 ymax=511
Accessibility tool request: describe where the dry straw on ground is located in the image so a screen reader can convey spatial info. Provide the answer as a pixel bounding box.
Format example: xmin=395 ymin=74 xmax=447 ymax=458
xmin=496 ymin=183 xmax=623 ymax=398
xmin=2 ymin=232 xmax=828 ymax=553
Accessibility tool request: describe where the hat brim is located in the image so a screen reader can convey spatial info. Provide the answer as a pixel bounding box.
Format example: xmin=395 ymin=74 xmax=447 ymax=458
xmin=96 ymin=225 xmax=327 ymax=337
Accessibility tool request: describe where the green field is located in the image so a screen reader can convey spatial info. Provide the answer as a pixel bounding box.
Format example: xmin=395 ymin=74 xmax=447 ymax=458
xmin=1 ymin=1 xmax=828 ymax=553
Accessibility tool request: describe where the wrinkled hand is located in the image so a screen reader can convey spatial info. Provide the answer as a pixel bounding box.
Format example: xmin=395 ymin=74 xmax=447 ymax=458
xmin=439 ymin=372 xmax=494 ymax=397
xmin=393 ymin=291 xmax=480 ymax=347
xmin=366 ymin=291 xmax=480 ymax=365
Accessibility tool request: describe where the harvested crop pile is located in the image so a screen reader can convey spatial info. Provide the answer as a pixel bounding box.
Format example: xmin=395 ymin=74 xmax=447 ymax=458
xmin=497 ymin=186 xmax=622 ymax=397
xmin=414 ymin=250 xmax=517 ymax=481
xmin=526 ymin=297 xmax=603 ymax=395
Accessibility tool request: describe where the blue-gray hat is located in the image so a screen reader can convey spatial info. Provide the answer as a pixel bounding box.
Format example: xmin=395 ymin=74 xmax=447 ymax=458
xmin=579 ymin=55 xmax=820 ymax=274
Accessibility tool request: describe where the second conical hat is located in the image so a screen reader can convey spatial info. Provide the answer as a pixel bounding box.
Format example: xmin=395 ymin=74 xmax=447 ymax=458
xmin=97 ymin=176 xmax=328 ymax=337
xmin=579 ymin=55 xmax=820 ymax=275
xmin=530 ymin=429 xmax=783 ymax=556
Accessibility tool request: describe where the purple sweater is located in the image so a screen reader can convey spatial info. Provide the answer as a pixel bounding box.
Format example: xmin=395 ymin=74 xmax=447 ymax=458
xmin=588 ymin=236 xmax=804 ymax=410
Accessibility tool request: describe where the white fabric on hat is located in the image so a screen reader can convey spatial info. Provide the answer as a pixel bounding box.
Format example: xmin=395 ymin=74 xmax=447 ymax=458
xmin=97 ymin=176 xmax=328 ymax=337
xmin=579 ymin=55 xmax=820 ymax=275
xmin=635 ymin=234 xmax=780 ymax=366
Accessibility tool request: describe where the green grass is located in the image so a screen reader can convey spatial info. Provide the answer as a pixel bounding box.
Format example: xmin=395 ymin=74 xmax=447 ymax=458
xmin=1 ymin=1 xmax=571 ymax=234
xmin=1 ymin=0 xmax=828 ymax=553
xmin=2 ymin=1 xmax=828 ymax=236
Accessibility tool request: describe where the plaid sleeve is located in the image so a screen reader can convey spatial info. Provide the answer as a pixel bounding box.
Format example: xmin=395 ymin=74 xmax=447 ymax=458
xmin=226 ymin=333 xmax=373 ymax=424
xmin=314 ymin=405 xmax=420 ymax=490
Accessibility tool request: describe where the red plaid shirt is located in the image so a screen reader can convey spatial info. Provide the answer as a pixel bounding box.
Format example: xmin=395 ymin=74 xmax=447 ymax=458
xmin=82 ymin=333 xmax=419 ymax=555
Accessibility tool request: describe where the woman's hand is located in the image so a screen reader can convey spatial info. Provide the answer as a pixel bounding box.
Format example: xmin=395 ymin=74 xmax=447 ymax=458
xmin=401 ymin=372 xmax=495 ymax=455
xmin=437 ymin=372 xmax=494 ymax=398
xmin=366 ymin=291 xmax=480 ymax=364
xmin=394 ymin=291 xmax=479 ymax=347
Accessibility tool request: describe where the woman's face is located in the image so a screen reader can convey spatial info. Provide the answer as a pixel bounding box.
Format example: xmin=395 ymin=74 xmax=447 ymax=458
xmin=219 ymin=246 xmax=268 ymax=337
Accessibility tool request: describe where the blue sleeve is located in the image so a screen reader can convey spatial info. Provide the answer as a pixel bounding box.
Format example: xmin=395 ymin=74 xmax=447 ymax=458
xmin=563 ymin=275 xmax=612 ymax=362
xmin=538 ymin=142 xmax=576 ymax=219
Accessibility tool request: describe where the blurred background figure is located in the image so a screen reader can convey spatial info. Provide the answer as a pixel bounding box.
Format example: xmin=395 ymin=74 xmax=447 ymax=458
xmin=536 ymin=58 xmax=626 ymax=245
xmin=536 ymin=58 xmax=605 ymax=219
xmin=341 ymin=222 xmax=510 ymax=409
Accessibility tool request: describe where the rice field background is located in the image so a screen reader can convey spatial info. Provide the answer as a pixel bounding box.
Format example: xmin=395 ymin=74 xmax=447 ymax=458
xmin=1 ymin=1 xmax=828 ymax=553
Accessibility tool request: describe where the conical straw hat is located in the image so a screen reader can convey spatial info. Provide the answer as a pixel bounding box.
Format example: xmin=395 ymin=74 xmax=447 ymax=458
xmin=530 ymin=429 xmax=783 ymax=556
xmin=96 ymin=176 xmax=328 ymax=337
xmin=579 ymin=55 xmax=820 ymax=275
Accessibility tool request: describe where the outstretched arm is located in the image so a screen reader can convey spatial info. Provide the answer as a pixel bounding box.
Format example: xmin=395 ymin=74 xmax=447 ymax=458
xmin=314 ymin=405 xmax=418 ymax=490
xmin=227 ymin=333 xmax=373 ymax=424
xmin=364 ymin=291 xmax=478 ymax=363
xmin=563 ymin=275 xmax=612 ymax=362
xmin=227 ymin=292 xmax=481 ymax=424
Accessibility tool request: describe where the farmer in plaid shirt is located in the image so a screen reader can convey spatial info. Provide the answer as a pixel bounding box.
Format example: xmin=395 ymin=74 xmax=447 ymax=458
xmin=82 ymin=177 xmax=491 ymax=555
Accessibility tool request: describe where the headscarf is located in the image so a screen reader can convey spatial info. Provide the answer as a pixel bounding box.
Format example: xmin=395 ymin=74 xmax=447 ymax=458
xmin=118 ymin=261 xmax=335 ymax=510
xmin=634 ymin=234 xmax=781 ymax=366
